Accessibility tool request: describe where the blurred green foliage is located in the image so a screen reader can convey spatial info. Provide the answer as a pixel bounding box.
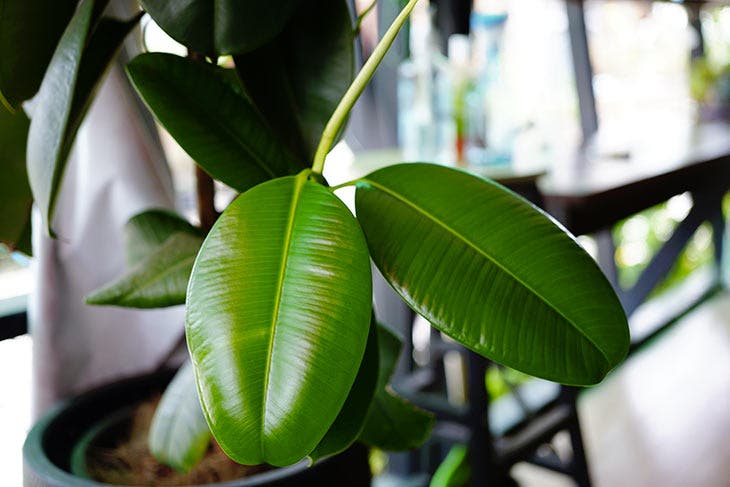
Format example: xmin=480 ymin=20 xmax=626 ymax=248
xmin=612 ymin=193 xmax=717 ymax=294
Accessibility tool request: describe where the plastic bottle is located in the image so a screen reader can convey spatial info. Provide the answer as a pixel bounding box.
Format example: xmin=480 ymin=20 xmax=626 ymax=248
xmin=447 ymin=34 xmax=473 ymax=166
xmin=466 ymin=0 xmax=511 ymax=166
xmin=397 ymin=1 xmax=438 ymax=162
xmin=397 ymin=0 xmax=461 ymax=166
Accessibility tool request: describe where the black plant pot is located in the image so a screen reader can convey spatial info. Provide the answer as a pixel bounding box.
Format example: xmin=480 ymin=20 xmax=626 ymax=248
xmin=23 ymin=369 xmax=372 ymax=486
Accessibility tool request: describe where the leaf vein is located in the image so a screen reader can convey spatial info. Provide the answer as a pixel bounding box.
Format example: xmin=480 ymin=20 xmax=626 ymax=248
xmin=260 ymin=173 xmax=308 ymax=456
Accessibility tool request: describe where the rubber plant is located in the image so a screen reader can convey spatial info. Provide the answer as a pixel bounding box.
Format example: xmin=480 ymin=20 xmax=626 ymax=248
xmin=1 ymin=0 xmax=630 ymax=477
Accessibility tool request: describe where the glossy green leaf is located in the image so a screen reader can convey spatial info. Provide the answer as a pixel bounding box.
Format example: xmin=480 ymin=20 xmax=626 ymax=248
xmin=308 ymin=317 xmax=379 ymax=463
xmin=124 ymin=209 xmax=201 ymax=266
xmin=0 ymin=107 xmax=32 ymax=251
xmin=86 ymin=232 xmax=203 ymax=308
xmin=355 ymin=163 xmax=630 ymax=386
xmin=27 ymin=0 xmax=141 ymax=235
xmin=359 ymin=323 xmax=434 ymax=451
xmin=186 ymin=172 xmax=372 ymax=466
xmin=0 ymin=0 xmax=77 ymax=110
xmin=373 ymin=323 xmax=402 ymax=387
xmin=127 ymin=53 xmax=302 ymax=192
xmin=234 ymin=0 xmax=354 ymax=161
xmin=149 ymin=361 xmax=211 ymax=473
xmin=361 ymin=389 xmax=433 ymax=452
xmin=139 ymin=0 xmax=301 ymax=55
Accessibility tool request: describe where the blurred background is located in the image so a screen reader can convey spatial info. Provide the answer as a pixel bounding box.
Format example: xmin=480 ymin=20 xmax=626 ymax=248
xmin=3 ymin=0 xmax=730 ymax=485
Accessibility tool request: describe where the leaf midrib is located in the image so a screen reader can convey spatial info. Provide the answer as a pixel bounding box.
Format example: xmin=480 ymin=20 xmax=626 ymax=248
xmin=260 ymin=175 xmax=307 ymax=456
xmin=89 ymin=237 xmax=199 ymax=304
xmin=360 ymin=177 xmax=609 ymax=365
xmin=118 ymin=254 xmax=194 ymax=301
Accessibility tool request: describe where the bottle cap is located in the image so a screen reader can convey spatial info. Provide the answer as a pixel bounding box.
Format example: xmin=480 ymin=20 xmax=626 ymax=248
xmin=472 ymin=0 xmax=508 ymax=15
xmin=448 ymin=34 xmax=470 ymax=65
xmin=470 ymin=12 xmax=508 ymax=30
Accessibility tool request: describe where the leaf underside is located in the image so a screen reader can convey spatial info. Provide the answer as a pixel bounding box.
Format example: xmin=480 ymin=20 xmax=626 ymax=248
xmin=149 ymin=361 xmax=211 ymax=473
xmin=124 ymin=209 xmax=201 ymax=266
xmin=0 ymin=107 xmax=32 ymax=250
xmin=139 ymin=0 xmax=302 ymax=55
xmin=360 ymin=387 xmax=435 ymax=451
xmin=359 ymin=322 xmax=434 ymax=451
xmin=26 ymin=0 xmax=140 ymax=235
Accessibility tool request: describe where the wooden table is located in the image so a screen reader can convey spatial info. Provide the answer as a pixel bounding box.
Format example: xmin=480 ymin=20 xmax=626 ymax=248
xmin=539 ymin=121 xmax=730 ymax=236
xmin=537 ymin=121 xmax=730 ymax=349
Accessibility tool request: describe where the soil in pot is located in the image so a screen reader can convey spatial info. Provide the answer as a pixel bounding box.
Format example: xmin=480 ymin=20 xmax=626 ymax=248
xmin=81 ymin=396 xmax=270 ymax=486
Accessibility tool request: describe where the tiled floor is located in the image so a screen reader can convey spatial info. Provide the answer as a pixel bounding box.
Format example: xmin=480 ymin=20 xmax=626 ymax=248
xmin=3 ymin=294 xmax=730 ymax=486
xmin=515 ymin=293 xmax=730 ymax=487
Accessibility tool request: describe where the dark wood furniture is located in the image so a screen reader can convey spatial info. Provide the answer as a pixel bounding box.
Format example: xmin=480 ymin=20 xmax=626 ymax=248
xmin=540 ymin=122 xmax=730 ymax=322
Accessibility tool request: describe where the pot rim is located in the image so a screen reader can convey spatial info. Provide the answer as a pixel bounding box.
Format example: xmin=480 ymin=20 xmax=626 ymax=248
xmin=22 ymin=370 xmax=318 ymax=487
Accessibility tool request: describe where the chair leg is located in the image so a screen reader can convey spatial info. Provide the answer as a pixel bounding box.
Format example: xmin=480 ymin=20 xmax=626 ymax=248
xmin=567 ymin=407 xmax=592 ymax=487
xmin=467 ymin=352 xmax=516 ymax=487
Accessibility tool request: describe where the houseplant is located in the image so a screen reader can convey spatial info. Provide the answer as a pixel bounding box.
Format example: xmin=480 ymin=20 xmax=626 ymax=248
xmin=3 ymin=0 xmax=630 ymax=484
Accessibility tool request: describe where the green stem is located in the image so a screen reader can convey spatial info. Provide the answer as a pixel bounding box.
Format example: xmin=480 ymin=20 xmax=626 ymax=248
xmin=328 ymin=179 xmax=360 ymax=192
xmin=0 ymin=89 xmax=15 ymax=114
xmin=311 ymin=0 xmax=421 ymax=174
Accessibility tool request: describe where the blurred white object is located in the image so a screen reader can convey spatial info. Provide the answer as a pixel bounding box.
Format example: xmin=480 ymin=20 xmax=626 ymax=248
xmin=29 ymin=65 xmax=184 ymax=417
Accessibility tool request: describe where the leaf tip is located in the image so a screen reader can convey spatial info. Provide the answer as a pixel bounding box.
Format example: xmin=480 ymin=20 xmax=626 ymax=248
xmin=84 ymin=284 xmax=124 ymax=307
xmin=84 ymin=290 xmax=108 ymax=306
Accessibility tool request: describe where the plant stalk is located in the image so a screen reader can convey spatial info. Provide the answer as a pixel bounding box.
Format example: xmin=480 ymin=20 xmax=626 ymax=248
xmin=195 ymin=165 xmax=217 ymax=232
xmin=186 ymin=50 xmax=218 ymax=233
xmin=0 ymin=89 xmax=14 ymax=113
xmin=311 ymin=0 xmax=421 ymax=174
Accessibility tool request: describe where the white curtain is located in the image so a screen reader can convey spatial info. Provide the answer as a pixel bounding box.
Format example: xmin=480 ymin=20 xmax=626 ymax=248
xmin=29 ymin=64 xmax=184 ymax=417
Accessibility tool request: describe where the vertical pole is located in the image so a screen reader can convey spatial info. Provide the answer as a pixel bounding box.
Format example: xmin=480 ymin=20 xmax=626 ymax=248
xmin=467 ymin=352 xmax=512 ymax=486
xmin=708 ymin=191 xmax=726 ymax=285
xmin=372 ymin=0 xmax=409 ymax=147
xmin=566 ymin=0 xmax=598 ymax=145
xmin=467 ymin=351 xmax=490 ymax=486
xmin=686 ymin=3 xmax=705 ymax=60
xmin=562 ymin=387 xmax=592 ymax=487
xmin=432 ymin=0 xmax=472 ymax=52
xmin=596 ymin=229 xmax=620 ymax=293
